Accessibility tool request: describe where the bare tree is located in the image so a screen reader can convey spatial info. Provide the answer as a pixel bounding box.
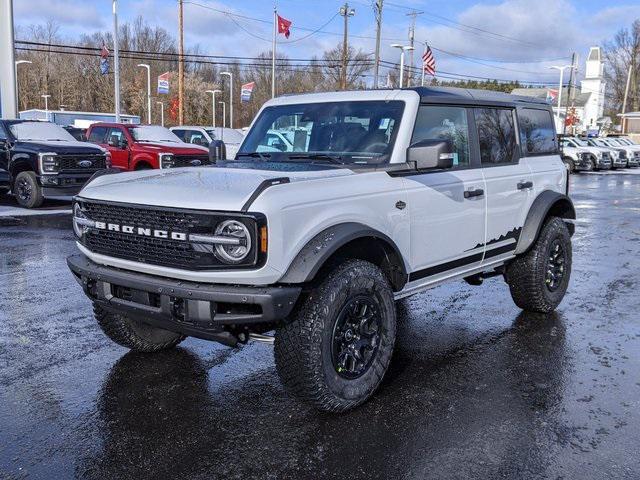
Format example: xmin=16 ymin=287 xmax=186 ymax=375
xmin=604 ymin=20 xmax=640 ymax=113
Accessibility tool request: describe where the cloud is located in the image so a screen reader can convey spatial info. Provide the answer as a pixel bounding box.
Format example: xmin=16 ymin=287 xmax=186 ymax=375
xmin=14 ymin=0 xmax=105 ymax=28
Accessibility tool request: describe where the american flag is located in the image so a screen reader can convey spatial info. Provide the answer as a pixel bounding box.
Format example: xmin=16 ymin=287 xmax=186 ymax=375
xmin=422 ymin=46 xmax=436 ymax=76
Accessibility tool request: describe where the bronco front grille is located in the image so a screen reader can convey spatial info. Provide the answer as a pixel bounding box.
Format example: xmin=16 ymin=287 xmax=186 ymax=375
xmin=58 ymin=154 xmax=106 ymax=172
xmin=77 ymin=199 xmax=264 ymax=270
xmin=173 ymin=154 xmax=211 ymax=168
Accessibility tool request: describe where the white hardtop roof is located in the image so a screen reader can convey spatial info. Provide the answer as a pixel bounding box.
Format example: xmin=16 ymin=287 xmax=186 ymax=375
xmin=265 ymin=89 xmax=417 ymax=106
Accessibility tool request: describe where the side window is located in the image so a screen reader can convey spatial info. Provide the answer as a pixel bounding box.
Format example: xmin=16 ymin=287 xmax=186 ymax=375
xmin=106 ymin=128 xmax=126 ymax=146
xmin=518 ymin=108 xmax=557 ymax=155
xmin=475 ymin=108 xmax=518 ymax=165
xmin=172 ymin=129 xmax=186 ymax=141
xmin=411 ymin=105 xmax=471 ymax=168
xmin=88 ymin=126 xmax=108 ymax=143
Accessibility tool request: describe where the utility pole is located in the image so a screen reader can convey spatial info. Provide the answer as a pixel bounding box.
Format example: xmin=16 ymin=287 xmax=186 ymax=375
xmin=622 ymin=62 xmax=633 ymax=134
xmin=156 ymin=101 xmax=164 ymax=126
xmin=0 ymin=0 xmax=18 ymax=119
xmin=563 ymin=52 xmax=577 ymax=136
xmin=112 ymin=0 xmax=121 ymax=122
xmin=178 ymin=0 xmax=185 ymax=125
xmin=137 ymin=63 xmax=151 ymax=124
xmin=405 ymin=10 xmax=423 ymax=87
xmin=373 ymin=0 xmax=383 ymax=89
xmin=339 ymin=3 xmax=355 ymax=90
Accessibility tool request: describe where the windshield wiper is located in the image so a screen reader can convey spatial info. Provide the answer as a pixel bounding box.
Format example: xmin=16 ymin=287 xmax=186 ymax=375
xmin=236 ymin=152 xmax=271 ymax=161
xmin=286 ymin=153 xmax=345 ymax=164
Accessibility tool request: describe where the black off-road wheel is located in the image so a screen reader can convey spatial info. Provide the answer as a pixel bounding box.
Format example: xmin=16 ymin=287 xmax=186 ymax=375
xmin=14 ymin=171 xmax=43 ymax=209
xmin=274 ymin=259 xmax=397 ymax=412
xmin=505 ymin=217 xmax=572 ymax=313
xmin=94 ymin=304 xmax=185 ymax=352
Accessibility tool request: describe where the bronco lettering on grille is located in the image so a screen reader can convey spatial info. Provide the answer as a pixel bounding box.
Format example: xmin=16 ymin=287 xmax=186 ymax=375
xmin=93 ymin=221 xmax=187 ymax=241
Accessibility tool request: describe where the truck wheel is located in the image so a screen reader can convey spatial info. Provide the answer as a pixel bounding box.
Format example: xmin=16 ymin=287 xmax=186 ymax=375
xmin=591 ymin=159 xmax=598 ymax=171
xmin=94 ymin=304 xmax=185 ymax=352
xmin=562 ymin=158 xmax=574 ymax=174
xmin=14 ymin=171 xmax=43 ymax=208
xmin=274 ymin=259 xmax=396 ymax=412
xmin=506 ymin=217 xmax=572 ymax=313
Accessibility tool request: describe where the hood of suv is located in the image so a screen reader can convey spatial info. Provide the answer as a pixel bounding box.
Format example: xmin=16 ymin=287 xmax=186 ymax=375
xmin=79 ymin=164 xmax=354 ymax=211
xmin=15 ymin=140 xmax=105 ymax=155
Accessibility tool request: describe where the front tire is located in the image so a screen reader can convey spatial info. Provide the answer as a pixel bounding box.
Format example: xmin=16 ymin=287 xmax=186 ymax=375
xmin=14 ymin=171 xmax=43 ymax=208
xmin=94 ymin=304 xmax=185 ymax=352
xmin=274 ymin=259 xmax=397 ymax=412
xmin=506 ymin=217 xmax=572 ymax=313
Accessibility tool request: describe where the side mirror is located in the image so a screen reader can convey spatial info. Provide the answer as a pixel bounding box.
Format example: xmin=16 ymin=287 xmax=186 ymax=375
xmin=407 ymin=139 xmax=455 ymax=170
xmin=209 ymin=140 xmax=227 ymax=163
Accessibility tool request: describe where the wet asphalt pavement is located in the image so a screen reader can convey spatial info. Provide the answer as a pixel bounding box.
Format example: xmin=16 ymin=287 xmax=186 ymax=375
xmin=1 ymin=172 xmax=640 ymax=480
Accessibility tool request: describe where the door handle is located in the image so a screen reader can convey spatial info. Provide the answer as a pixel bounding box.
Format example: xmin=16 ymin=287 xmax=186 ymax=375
xmin=464 ymin=188 xmax=484 ymax=199
xmin=517 ymin=181 xmax=533 ymax=190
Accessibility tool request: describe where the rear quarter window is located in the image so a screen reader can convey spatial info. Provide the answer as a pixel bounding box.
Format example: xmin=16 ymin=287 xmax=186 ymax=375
xmin=518 ymin=108 xmax=558 ymax=155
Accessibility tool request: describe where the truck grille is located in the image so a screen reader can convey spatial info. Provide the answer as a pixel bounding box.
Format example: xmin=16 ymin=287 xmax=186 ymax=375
xmin=77 ymin=199 xmax=263 ymax=270
xmin=58 ymin=154 xmax=107 ymax=172
xmin=173 ymin=154 xmax=211 ymax=168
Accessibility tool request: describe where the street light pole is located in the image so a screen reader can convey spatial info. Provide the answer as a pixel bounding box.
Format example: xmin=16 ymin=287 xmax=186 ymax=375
xmin=391 ymin=44 xmax=413 ymax=88
xmin=339 ymin=3 xmax=355 ymax=90
xmin=373 ymin=0 xmax=383 ymax=89
xmin=137 ymin=63 xmax=151 ymax=124
xmin=220 ymin=72 xmax=233 ymax=129
xmin=15 ymin=60 xmax=31 ymax=111
xmin=218 ymin=101 xmax=226 ymax=143
xmin=549 ymin=65 xmax=574 ymax=130
xmin=156 ymin=101 xmax=164 ymax=126
xmin=205 ymin=89 xmax=221 ymax=128
xmin=41 ymin=94 xmax=51 ymax=120
xmin=112 ymin=0 xmax=121 ymax=122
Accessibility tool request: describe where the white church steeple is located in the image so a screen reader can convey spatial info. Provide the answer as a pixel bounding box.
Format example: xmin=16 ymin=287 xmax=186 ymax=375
xmin=580 ymin=46 xmax=606 ymax=129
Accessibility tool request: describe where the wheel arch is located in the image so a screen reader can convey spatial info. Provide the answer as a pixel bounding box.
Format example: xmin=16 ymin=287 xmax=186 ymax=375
xmin=279 ymin=222 xmax=408 ymax=291
xmin=515 ymin=190 xmax=576 ymax=255
xmin=9 ymin=154 xmax=36 ymax=181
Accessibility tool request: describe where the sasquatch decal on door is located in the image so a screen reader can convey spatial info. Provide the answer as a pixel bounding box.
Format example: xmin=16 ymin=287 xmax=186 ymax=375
xmin=465 ymin=227 xmax=523 ymax=252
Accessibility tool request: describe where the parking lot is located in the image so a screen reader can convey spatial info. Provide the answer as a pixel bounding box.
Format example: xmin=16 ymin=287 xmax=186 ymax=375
xmin=1 ymin=171 xmax=639 ymax=480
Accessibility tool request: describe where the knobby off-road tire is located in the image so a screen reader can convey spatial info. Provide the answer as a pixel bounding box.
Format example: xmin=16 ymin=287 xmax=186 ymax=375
xmin=14 ymin=171 xmax=43 ymax=209
xmin=94 ymin=304 xmax=185 ymax=352
xmin=274 ymin=259 xmax=397 ymax=412
xmin=506 ymin=217 xmax=572 ymax=313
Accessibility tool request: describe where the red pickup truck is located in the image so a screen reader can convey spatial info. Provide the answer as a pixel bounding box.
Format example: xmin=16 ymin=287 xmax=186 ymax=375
xmin=86 ymin=123 xmax=210 ymax=170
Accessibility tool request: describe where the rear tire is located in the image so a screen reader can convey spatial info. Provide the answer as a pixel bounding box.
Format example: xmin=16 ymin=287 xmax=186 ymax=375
xmin=274 ymin=259 xmax=397 ymax=412
xmin=14 ymin=171 xmax=43 ymax=208
xmin=506 ymin=217 xmax=572 ymax=313
xmin=94 ymin=304 xmax=185 ymax=352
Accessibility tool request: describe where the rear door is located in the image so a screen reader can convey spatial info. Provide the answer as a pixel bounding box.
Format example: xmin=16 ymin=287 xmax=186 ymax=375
xmin=475 ymin=107 xmax=532 ymax=264
xmin=404 ymin=104 xmax=487 ymax=286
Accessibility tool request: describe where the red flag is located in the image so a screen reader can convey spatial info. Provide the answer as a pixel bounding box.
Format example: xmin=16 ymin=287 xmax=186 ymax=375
xmin=277 ymin=14 xmax=291 ymax=38
xmin=100 ymin=43 xmax=109 ymax=59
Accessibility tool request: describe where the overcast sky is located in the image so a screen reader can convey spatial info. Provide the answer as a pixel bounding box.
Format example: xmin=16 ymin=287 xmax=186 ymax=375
xmin=13 ymin=0 xmax=640 ymax=86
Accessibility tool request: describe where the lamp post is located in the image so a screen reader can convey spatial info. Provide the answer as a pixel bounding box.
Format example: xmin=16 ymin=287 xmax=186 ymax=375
xmin=137 ymin=63 xmax=151 ymax=124
xmin=156 ymin=101 xmax=164 ymax=126
xmin=218 ymin=101 xmax=226 ymax=142
xmin=41 ymin=94 xmax=51 ymax=120
xmin=220 ymin=71 xmax=233 ymax=129
xmin=549 ymin=65 xmax=575 ymax=129
xmin=112 ymin=0 xmax=121 ymax=122
xmin=205 ymin=89 xmax=221 ymax=129
xmin=15 ymin=60 xmax=31 ymax=110
xmin=390 ymin=44 xmax=414 ymax=88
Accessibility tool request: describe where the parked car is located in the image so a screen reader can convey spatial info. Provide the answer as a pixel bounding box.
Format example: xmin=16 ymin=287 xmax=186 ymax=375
xmin=0 ymin=120 xmax=111 ymax=208
xmin=68 ymin=87 xmax=574 ymax=412
xmin=86 ymin=123 xmax=210 ymax=170
xmin=562 ymin=136 xmax=611 ymax=170
xmin=601 ymin=137 xmax=639 ymax=167
xmin=585 ymin=137 xmax=627 ymax=168
xmin=170 ymin=126 xmax=244 ymax=160
xmin=558 ymin=136 xmax=594 ymax=173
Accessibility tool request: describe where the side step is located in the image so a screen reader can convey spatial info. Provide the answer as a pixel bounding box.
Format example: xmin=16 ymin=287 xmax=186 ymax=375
xmin=463 ymin=266 xmax=505 ymax=286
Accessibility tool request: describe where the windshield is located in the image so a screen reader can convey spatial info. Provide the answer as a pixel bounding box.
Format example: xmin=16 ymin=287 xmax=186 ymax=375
xmin=590 ymin=139 xmax=607 ymax=147
xmin=569 ymin=137 xmax=588 ymax=147
xmin=10 ymin=122 xmax=76 ymax=142
xmin=238 ymin=101 xmax=405 ymax=165
xmin=130 ymin=125 xmax=182 ymax=143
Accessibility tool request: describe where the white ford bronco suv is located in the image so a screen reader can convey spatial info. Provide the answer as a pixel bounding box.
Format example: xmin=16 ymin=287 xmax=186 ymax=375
xmin=68 ymin=87 xmax=575 ymax=412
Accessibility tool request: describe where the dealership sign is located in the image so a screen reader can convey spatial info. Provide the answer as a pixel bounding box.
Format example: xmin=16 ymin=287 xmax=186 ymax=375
xmin=241 ymin=82 xmax=255 ymax=103
xmin=157 ymin=72 xmax=170 ymax=94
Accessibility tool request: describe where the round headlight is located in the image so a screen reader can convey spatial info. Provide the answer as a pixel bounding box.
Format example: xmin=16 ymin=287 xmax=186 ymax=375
xmin=214 ymin=220 xmax=251 ymax=263
xmin=73 ymin=203 xmax=86 ymax=238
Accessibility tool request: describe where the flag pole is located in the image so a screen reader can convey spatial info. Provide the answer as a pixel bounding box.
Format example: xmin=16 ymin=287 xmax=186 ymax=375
xmin=421 ymin=42 xmax=426 ymax=87
xmin=112 ymin=0 xmax=121 ymax=122
xmin=272 ymin=4 xmax=277 ymax=99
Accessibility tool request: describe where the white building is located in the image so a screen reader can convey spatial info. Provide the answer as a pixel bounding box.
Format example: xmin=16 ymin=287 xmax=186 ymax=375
xmin=512 ymin=46 xmax=607 ymax=134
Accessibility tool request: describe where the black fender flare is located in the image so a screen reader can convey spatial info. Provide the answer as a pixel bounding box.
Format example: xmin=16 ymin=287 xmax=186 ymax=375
xmin=515 ymin=190 xmax=576 ymax=255
xmin=279 ymin=222 xmax=408 ymax=287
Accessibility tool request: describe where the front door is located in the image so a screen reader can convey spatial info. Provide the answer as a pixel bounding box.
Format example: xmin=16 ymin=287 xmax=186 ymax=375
xmin=475 ymin=107 xmax=532 ymax=264
xmin=404 ymin=105 xmax=487 ymax=286
xmin=105 ymin=127 xmax=130 ymax=170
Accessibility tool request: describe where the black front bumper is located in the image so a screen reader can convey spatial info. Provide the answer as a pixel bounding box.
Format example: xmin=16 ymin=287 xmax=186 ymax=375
xmin=40 ymin=173 xmax=94 ymax=197
xmin=67 ymin=255 xmax=301 ymax=342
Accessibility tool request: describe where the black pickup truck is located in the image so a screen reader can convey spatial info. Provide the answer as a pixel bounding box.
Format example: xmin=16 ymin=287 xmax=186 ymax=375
xmin=0 ymin=120 xmax=111 ymax=208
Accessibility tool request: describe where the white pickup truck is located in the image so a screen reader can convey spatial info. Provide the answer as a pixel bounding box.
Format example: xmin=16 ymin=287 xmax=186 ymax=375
xmin=68 ymin=87 xmax=575 ymax=412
